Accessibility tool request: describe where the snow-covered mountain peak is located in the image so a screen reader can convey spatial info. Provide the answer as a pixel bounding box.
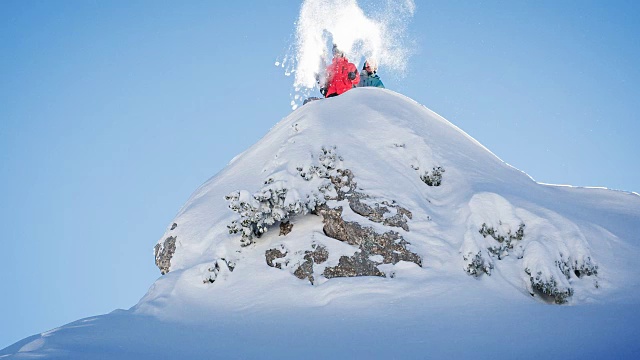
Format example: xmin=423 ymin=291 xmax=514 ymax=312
xmin=144 ymin=88 xmax=639 ymax=319
xmin=5 ymin=88 xmax=640 ymax=359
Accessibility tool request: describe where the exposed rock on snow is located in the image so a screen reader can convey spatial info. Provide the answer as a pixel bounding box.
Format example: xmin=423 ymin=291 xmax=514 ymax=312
xmin=319 ymin=205 xmax=422 ymax=270
xmin=293 ymin=244 xmax=329 ymax=284
xmin=279 ymin=221 xmax=293 ymax=236
xmin=263 ymin=164 xmax=421 ymax=283
xmin=265 ymin=243 xmax=329 ymax=284
xmin=323 ymin=250 xmax=385 ymax=278
xmin=265 ymin=246 xmax=288 ymax=269
xmin=154 ymin=236 xmax=176 ymax=275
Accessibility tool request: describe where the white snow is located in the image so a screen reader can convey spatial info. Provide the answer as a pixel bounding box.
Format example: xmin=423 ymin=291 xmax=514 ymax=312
xmin=3 ymin=88 xmax=639 ymax=359
xmin=279 ymin=0 xmax=416 ymax=108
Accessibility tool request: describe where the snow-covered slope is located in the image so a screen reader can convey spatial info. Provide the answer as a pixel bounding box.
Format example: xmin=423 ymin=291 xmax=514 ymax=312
xmin=3 ymin=89 xmax=640 ymax=359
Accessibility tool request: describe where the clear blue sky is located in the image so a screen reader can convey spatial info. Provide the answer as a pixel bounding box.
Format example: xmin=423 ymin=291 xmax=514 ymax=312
xmin=1 ymin=0 xmax=639 ymax=349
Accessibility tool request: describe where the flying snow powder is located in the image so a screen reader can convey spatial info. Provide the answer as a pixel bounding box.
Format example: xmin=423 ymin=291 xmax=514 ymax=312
xmin=277 ymin=0 xmax=416 ymax=109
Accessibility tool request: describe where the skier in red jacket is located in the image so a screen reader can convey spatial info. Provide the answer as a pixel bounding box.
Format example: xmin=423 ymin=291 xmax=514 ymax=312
xmin=319 ymin=45 xmax=360 ymax=98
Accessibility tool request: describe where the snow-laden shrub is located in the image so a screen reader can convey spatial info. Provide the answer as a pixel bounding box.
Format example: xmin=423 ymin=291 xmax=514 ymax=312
xmin=556 ymin=253 xmax=598 ymax=279
xmin=420 ymin=166 xmax=445 ymax=186
xmin=523 ymin=249 xmax=598 ymax=304
xmin=296 ymin=145 xmax=342 ymax=181
xmin=226 ymin=178 xmax=325 ymax=246
xmin=226 ymin=146 xmax=343 ymax=246
xmin=480 ymin=222 xmax=525 ymax=260
xmin=461 ymin=193 xmax=598 ymax=304
xmin=522 ymin=242 xmax=576 ymax=304
xmin=462 ymin=251 xmax=494 ymax=276
xmin=461 ymin=222 xmax=524 ymax=276
xmin=525 ymin=268 xmax=574 ymax=304
xmin=203 ymin=258 xmax=236 ymax=284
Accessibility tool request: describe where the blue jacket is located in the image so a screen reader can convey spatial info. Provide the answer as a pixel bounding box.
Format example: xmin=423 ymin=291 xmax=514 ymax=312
xmin=357 ymin=71 xmax=385 ymax=88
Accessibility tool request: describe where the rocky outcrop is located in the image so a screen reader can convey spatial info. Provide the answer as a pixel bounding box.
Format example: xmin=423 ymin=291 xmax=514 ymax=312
xmin=262 ymin=165 xmax=422 ymax=283
xmin=293 ymin=244 xmax=329 ymax=284
xmin=279 ymin=221 xmax=293 ymax=236
xmin=236 ymin=148 xmax=422 ymax=283
xmin=348 ymin=197 xmax=412 ymax=231
xmin=330 ymin=169 xmax=412 ymax=231
xmin=265 ymin=247 xmax=288 ymax=269
xmin=319 ymin=205 xmax=422 ymax=278
xmin=330 ymin=169 xmax=413 ymax=231
xmin=317 ymin=167 xmax=421 ymax=278
xmin=154 ymin=236 xmax=176 ymax=275
xmin=265 ymin=244 xmax=329 ymax=284
xmin=323 ymin=251 xmax=384 ymax=278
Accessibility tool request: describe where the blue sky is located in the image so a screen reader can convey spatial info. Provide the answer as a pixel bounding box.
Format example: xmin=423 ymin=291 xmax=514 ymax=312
xmin=1 ymin=0 xmax=639 ymax=349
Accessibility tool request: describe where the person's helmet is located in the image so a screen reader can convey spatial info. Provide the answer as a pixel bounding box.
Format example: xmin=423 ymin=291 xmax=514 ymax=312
xmin=363 ymin=59 xmax=378 ymax=72
xmin=332 ymin=44 xmax=344 ymax=57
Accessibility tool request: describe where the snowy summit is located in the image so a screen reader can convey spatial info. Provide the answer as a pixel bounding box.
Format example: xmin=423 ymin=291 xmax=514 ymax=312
xmin=4 ymin=89 xmax=640 ymax=358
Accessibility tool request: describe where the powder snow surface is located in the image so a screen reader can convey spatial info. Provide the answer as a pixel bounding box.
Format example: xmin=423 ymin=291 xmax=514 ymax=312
xmin=3 ymin=89 xmax=640 ymax=359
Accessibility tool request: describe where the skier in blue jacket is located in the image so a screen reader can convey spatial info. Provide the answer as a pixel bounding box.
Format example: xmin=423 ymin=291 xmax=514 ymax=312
xmin=357 ymin=59 xmax=385 ymax=88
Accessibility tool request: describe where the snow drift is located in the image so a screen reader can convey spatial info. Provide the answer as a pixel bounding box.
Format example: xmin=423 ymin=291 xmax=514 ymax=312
xmin=4 ymin=89 xmax=640 ymax=359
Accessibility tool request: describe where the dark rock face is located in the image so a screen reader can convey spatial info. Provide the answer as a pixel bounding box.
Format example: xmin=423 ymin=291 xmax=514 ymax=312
xmin=265 ymin=247 xmax=288 ymax=269
xmin=307 ymin=243 xmax=329 ymax=263
xmin=259 ymin=164 xmax=422 ymax=284
xmin=324 ymin=251 xmax=384 ymax=278
xmin=293 ymin=244 xmax=329 ymax=284
xmin=154 ymin=236 xmax=177 ymax=275
xmin=296 ymin=167 xmax=421 ymax=280
xmin=329 ymin=169 xmax=357 ymax=200
xmin=293 ymin=258 xmax=314 ymax=282
xmin=348 ymin=197 xmax=412 ymax=231
xmin=319 ymin=205 xmax=422 ymax=278
xmin=324 ymin=168 xmax=420 ymax=274
xmin=330 ymin=169 xmax=412 ymax=231
xmin=279 ymin=221 xmax=293 ymax=236
xmin=278 ymin=169 xmax=422 ymax=284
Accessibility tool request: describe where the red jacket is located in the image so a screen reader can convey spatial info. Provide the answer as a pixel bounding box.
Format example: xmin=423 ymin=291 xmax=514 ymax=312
xmin=324 ymin=56 xmax=360 ymax=97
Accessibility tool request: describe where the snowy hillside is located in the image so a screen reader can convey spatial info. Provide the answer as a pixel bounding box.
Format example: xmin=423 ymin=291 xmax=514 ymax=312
xmin=3 ymin=89 xmax=640 ymax=359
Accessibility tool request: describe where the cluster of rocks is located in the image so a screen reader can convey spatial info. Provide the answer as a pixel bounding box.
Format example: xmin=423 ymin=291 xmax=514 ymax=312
xmin=154 ymin=230 xmax=177 ymax=275
xmin=265 ymin=244 xmax=329 ymax=285
xmin=318 ymin=205 xmax=422 ymax=276
xmin=156 ymin=150 xmax=429 ymax=282
xmin=265 ymin=167 xmax=422 ymax=283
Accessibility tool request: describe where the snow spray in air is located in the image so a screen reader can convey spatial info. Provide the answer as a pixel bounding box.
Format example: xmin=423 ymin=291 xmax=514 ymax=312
xmin=275 ymin=0 xmax=416 ymax=110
